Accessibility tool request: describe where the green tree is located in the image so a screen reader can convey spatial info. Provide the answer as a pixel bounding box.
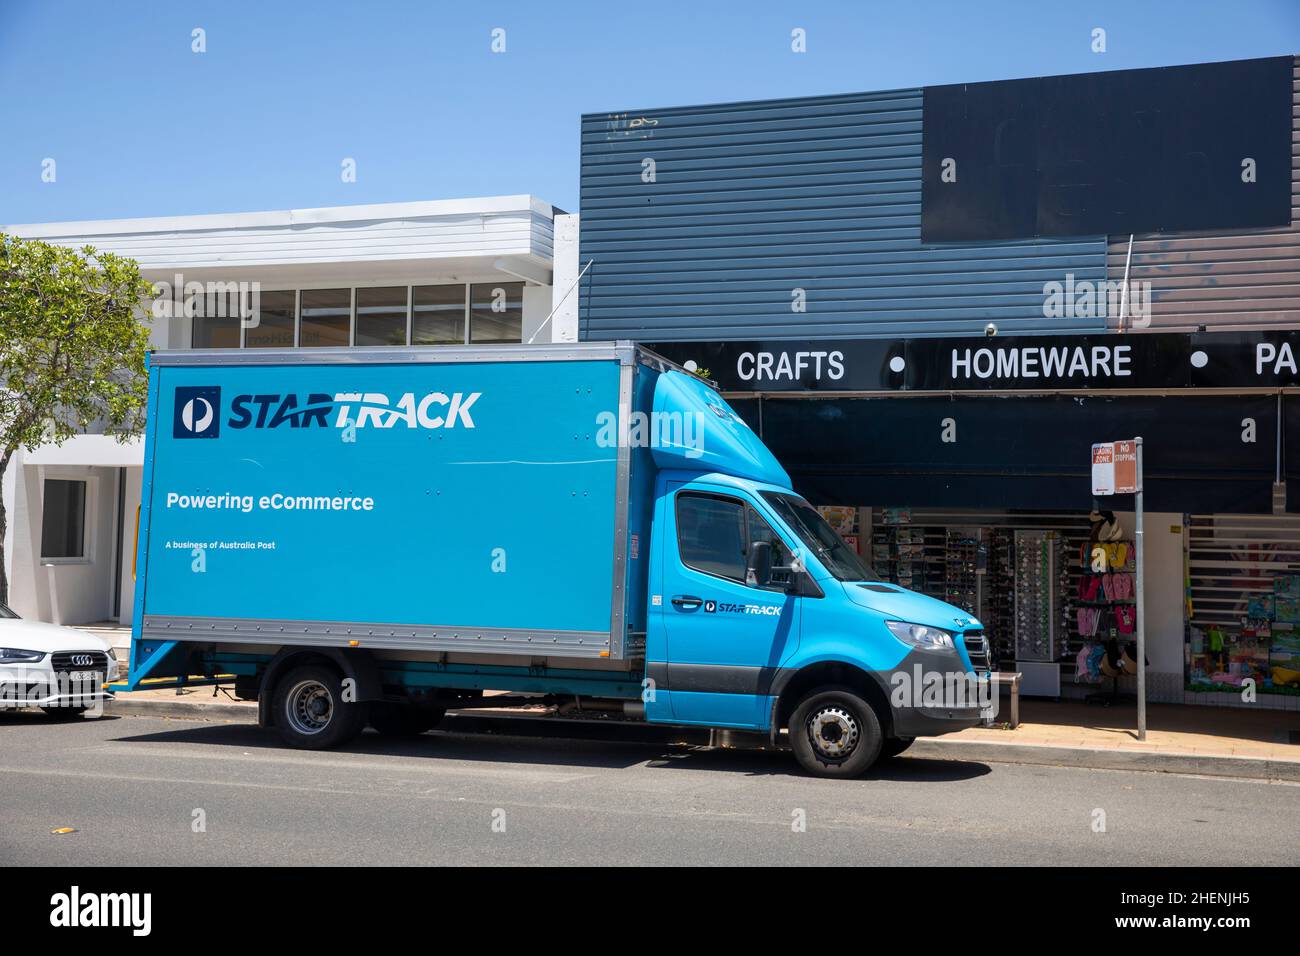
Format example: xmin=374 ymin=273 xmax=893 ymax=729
xmin=0 ymin=233 xmax=153 ymax=605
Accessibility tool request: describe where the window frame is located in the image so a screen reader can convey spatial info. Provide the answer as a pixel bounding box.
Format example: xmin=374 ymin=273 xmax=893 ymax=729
xmin=39 ymin=477 xmax=90 ymax=564
xmin=674 ymin=490 xmax=795 ymax=591
xmin=354 ymin=284 xmax=411 ymax=347
xmin=297 ymin=287 xmax=354 ymax=348
xmin=468 ymin=281 xmax=525 ymax=345
xmin=242 ymin=288 xmax=298 ymax=350
xmin=411 ymin=283 xmax=471 ymax=346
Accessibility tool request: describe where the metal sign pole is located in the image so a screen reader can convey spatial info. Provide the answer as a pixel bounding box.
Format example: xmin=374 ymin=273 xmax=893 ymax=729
xmin=1134 ymin=436 xmax=1146 ymax=742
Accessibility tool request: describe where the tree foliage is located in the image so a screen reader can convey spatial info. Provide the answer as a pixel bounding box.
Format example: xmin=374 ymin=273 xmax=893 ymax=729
xmin=0 ymin=233 xmax=153 ymax=602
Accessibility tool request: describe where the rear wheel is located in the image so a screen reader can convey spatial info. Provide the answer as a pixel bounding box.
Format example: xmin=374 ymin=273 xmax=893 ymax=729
xmin=272 ymin=664 xmax=367 ymax=750
xmin=879 ymin=736 xmax=915 ymax=759
xmin=789 ymin=686 xmax=883 ymax=778
xmin=368 ymin=702 xmax=445 ymax=737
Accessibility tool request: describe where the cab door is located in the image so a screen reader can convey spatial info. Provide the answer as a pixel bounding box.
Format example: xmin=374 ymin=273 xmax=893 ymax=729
xmin=659 ymin=482 xmax=800 ymax=728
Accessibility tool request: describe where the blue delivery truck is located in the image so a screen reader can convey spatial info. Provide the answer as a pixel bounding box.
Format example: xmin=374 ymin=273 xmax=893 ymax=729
xmin=126 ymin=342 xmax=989 ymax=777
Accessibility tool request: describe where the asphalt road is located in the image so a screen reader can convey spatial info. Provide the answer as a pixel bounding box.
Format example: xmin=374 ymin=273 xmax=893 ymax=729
xmin=2 ymin=712 xmax=1297 ymax=866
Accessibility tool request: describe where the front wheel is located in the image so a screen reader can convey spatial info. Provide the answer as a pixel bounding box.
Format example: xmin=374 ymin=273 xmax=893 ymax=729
xmin=789 ymin=687 xmax=883 ymax=778
xmin=272 ymin=664 xmax=367 ymax=750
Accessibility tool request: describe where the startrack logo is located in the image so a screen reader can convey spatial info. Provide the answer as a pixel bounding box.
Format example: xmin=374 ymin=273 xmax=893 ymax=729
xmin=173 ymin=388 xmax=481 ymax=434
xmin=173 ymin=386 xmax=221 ymax=439
xmin=706 ymin=600 xmax=783 ymax=616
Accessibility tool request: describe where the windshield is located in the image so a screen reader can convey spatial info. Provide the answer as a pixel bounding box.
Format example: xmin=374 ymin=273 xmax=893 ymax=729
xmin=0 ymin=604 xmax=17 ymax=619
xmin=761 ymin=492 xmax=876 ymax=582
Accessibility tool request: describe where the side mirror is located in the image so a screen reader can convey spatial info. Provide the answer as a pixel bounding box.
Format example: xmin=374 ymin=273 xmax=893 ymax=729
xmin=746 ymin=540 xmax=774 ymax=587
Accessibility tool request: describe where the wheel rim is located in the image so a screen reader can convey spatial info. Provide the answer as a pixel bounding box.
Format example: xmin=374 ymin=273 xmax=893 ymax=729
xmin=286 ymin=679 xmax=334 ymax=735
xmin=806 ymin=705 xmax=860 ymax=760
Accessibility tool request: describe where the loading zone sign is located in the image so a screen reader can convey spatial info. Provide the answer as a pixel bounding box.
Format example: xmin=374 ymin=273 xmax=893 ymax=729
xmin=1092 ymin=440 xmax=1140 ymax=495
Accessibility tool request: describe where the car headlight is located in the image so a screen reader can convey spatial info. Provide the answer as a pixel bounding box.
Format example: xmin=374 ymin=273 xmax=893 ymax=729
xmin=0 ymin=647 xmax=45 ymax=664
xmin=107 ymin=647 xmax=118 ymax=661
xmin=885 ymin=621 xmax=955 ymax=650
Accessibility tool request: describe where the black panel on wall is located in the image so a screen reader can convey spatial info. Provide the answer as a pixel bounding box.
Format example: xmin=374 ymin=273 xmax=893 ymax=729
xmin=751 ymin=394 xmax=1277 ymax=513
xmin=921 ymin=56 xmax=1294 ymax=242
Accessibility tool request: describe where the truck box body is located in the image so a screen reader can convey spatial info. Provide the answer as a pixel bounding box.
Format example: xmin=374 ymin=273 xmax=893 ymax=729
xmin=135 ymin=343 xmax=670 ymax=662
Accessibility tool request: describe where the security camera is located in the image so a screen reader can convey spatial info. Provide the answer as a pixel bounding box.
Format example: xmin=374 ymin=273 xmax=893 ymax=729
xmin=984 ymin=323 xmax=998 ymax=337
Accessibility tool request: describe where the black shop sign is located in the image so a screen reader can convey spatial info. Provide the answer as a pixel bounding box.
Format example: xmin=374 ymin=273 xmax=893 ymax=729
xmin=649 ymin=331 xmax=1300 ymax=393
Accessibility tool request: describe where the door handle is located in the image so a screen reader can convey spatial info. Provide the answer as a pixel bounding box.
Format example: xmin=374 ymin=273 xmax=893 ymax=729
xmin=671 ymin=595 xmax=704 ymax=609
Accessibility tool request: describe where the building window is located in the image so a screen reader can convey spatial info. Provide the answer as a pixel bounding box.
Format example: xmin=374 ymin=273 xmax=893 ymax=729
xmin=355 ymin=286 xmax=409 ymax=346
xmin=41 ymin=479 xmax=86 ymax=560
xmin=412 ymin=285 xmax=468 ymax=345
xmin=469 ymin=282 xmax=523 ymax=344
xmin=245 ymin=290 xmax=297 ymax=348
xmin=299 ymin=289 xmax=352 ymax=347
xmin=191 ymin=292 xmax=242 ymax=349
xmin=190 ymin=282 xmax=534 ymax=350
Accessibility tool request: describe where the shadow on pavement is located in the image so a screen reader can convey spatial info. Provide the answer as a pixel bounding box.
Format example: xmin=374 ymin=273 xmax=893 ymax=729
xmin=103 ymin=713 xmax=993 ymax=782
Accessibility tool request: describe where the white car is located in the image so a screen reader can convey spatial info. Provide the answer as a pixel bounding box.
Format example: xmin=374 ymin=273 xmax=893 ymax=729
xmin=0 ymin=604 xmax=120 ymax=718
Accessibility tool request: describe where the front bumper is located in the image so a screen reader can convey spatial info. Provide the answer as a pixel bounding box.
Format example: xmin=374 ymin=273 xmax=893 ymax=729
xmin=872 ymin=647 xmax=992 ymax=738
xmin=0 ymin=657 xmax=118 ymax=710
xmin=891 ymin=702 xmax=986 ymax=738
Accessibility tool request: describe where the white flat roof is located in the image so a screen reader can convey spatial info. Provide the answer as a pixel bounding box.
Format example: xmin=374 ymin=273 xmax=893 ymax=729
xmin=4 ymin=195 xmax=558 ymax=283
xmin=4 ymin=195 xmax=558 ymax=238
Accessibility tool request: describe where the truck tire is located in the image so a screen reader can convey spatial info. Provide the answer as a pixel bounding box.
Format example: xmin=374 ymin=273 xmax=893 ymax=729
xmin=271 ymin=664 xmax=367 ymax=750
xmin=789 ymin=686 xmax=883 ymax=778
xmin=368 ymin=702 xmax=445 ymax=737
xmin=879 ymin=736 xmax=915 ymax=759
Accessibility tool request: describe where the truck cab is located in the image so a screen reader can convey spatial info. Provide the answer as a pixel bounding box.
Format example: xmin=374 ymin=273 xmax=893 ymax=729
xmin=645 ymin=448 xmax=989 ymax=776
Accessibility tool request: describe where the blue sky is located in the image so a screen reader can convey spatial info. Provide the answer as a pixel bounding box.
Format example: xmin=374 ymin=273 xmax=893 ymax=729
xmin=1 ymin=0 xmax=1297 ymax=224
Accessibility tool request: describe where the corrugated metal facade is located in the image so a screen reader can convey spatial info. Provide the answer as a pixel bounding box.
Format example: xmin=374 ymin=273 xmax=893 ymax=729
xmin=579 ymin=90 xmax=1109 ymax=342
xmin=1106 ymin=57 xmax=1300 ymax=332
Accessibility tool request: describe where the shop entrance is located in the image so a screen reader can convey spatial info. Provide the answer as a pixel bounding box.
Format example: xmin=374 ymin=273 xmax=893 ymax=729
xmin=817 ymin=506 xmax=1148 ymax=700
xmin=1187 ymin=513 xmax=1300 ymax=707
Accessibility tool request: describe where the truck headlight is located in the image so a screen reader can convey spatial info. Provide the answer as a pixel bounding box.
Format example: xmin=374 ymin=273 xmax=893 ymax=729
xmin=0 ymin=647 xmax=45 ymax=664
xmin=885 ymin=621 xmax=955 ymax=650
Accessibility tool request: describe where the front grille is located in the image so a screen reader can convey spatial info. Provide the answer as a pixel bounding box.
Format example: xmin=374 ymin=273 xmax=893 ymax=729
xmin=50 ymin=650 xmax=108 ymax=678
xmin=962 ymin=630 xmax=990 ymax=670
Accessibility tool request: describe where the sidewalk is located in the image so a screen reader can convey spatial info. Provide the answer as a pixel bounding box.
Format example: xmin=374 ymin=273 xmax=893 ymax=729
xmin=909 ymin=699 xmax=1300 ymax=781
xmin=104 ymin=683 xmax=1300 ymax=780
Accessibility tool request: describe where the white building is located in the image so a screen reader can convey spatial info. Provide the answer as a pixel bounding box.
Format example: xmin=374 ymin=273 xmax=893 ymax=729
xmin=2 ymin=195 xmax=581 ymax=629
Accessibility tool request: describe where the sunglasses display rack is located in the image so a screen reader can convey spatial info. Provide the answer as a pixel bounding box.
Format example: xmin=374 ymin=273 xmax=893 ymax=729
xmin=983 ymin=529 xmax=1017 ymax=668
xmin=866 ymin=510 xmax=1102 ymax=676
xmin=870 ymin=525 xmax=935 ymax=593
xmin=1014 ymin=530 xmax=1060 ymax=662
xmin=943 ymin=531 xmax=981 ymax=616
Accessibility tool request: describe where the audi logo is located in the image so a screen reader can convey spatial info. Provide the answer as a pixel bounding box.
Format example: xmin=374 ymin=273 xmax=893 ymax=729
xmin=70 ymin=654 xmax=95 ymax=667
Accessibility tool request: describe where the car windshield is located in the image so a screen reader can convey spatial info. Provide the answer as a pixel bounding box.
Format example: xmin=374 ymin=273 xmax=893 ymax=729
xmin=0 ymin=603 xmax=18 ymax=619
xmin=761 ymin=492 xmax=876 ymax=582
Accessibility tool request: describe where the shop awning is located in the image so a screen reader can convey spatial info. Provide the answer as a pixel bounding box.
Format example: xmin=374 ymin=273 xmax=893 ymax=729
xmin=734 ymin=394 xmax=1278 ymax=513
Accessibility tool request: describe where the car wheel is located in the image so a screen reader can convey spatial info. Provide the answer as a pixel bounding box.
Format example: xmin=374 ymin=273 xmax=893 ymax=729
xmin=789 ymin=686 xmax=882 ymax=778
